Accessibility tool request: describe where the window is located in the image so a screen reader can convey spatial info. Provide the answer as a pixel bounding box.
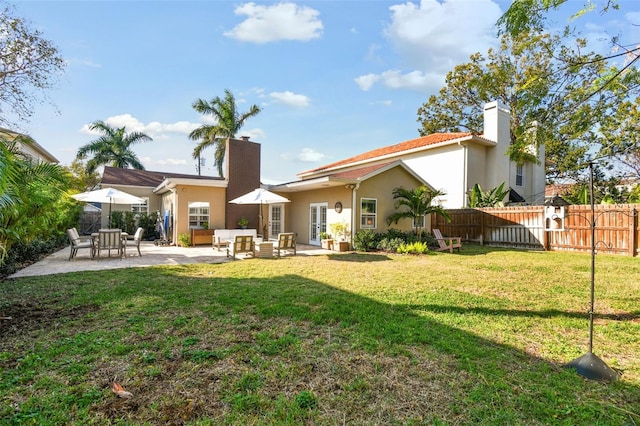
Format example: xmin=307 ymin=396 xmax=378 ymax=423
xmin=413 ymin=215 xmax=425 ymax=229
xmin=361 ymin=198 xmax=377 ymax=228
xmin=516 ymin=165 xmax=524 ymax=187
xmin=188 ymin=201 xmax=210 ymax=228
xmin=131 ymin=197 xmax=149 ymax=216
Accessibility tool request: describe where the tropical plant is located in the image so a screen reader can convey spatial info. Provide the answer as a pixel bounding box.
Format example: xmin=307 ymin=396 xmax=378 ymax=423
xmin=237 ymin=216 xmax=249 ymax=228
xmin=75 ymin=121 xmax=153 ymax=173
xmin=189 ymin=89 xmax=262 ymax=177
xmin=396 ymin=241 xmax=429 ymax=255
xmin=177 ymin=233 xmax=191 ymax=247
xmin=0 ymin=137 xmax=74 ymax=262
xmin=467 ymin=183 xmax=511 ymax=208
xmin=386 ymin=186 xmax=450 ymax=241
xmin=353 ymin=229 xmax=377 ymax=252
xmin=329 ymin=221 xmax=350 ymax=241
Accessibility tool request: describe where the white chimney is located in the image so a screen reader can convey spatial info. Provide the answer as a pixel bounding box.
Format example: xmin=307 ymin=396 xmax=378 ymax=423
xmin=483 ymin=100 xmax=510 ymax=145
xmin=483 ymin=100 xmax=512 ymax=192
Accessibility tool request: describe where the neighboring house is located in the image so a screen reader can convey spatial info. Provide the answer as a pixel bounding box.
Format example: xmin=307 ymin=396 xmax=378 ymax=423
xmin=295 ymin=101 xmax=546 ymax=209
xmin=99 ymin=138 xmax=261 ymax=242
xmin=0 ymin=127 xmax=59 ymax=164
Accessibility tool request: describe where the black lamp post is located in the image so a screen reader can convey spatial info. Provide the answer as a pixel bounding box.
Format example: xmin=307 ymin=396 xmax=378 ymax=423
xmin=564 ymin=162 xmax=619 ymax=381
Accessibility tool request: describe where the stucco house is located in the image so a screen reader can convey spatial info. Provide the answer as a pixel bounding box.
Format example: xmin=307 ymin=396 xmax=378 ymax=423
xmin=100 ymin=137 xmax=263 ymax=243
xmin=292 ymin=101 xmax=546 ymax=210
xmin=92 ymin=100 xmax=545 ymax=247
xmin=0 ymin=127 xmax=59 ymax=164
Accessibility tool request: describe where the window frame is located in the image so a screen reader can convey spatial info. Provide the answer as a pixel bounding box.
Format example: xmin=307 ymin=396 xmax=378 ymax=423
xmin=360 ymin=198 xmax=377 ymax=229
xmin=516 ymin=164 xmax=524 ymax=187
xmin=188 ymin=201 xmax=210 ymax=229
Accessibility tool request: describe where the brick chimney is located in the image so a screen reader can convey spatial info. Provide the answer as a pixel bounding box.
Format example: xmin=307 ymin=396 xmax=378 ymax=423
xmin=225 ymin=137 xmax=261 ymax=229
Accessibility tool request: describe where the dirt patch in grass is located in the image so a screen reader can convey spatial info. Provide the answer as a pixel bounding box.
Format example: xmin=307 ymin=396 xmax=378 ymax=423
xmin=0 ymin=301 xmax=100 ymax=343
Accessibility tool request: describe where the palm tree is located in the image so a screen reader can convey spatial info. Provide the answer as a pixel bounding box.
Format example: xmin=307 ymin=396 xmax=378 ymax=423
xmin=189 ymin=89 xmax=262 ymax=177
xmin=76 ymin=121 xmax=152 ymax=173
xmin=0 ymin=137 xmax=71 ymax=261
xmin=386 ymin=186 xmax=450 ymax=241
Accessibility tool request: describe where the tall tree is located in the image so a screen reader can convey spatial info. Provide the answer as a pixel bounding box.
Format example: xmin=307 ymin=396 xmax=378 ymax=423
xmin=189 ymin=89 xmax=262 ymax=177
xmin=75 ymin=121 xmax=152 ymax=173
xmin=416 ymin=30 xmax=640 ymax=182
xmin=0 ymin=5 xmax=65 ymax=126
xmin=386 ymin=186 xmax=450 ymax=241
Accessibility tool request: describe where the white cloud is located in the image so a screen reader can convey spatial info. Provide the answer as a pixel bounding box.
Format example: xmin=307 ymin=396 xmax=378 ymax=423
xmin=79 ymin=114 xmax=200 ymax=139
xmin=269 ymin=91 xmax=310 ymax=108
xmin=224 ymin=2 xmax=323 ymax=43
xmin=380 ymin=69 xmax=443 ymax=90
xmin=354 ymin=73 xmax=380 ymax=91
xmin=297 ymin=147 xmax=327 ymax=162
xmin=357 ymin=0 xmax=501 ymax=92
xmin=385 ymin=0 xmax=501 ymax=72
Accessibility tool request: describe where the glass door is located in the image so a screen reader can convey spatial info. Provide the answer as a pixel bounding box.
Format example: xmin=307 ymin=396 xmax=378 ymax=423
xmin=269 ymin=204 xmax=284 ymax=239
xmin=309 ymin=203 xmax=327 ymax=246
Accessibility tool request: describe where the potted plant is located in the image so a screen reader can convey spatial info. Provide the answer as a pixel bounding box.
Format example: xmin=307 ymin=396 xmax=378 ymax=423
xmin=320 ymin=232 xmax=333 ymax=250
xmin=329 ymin=221 xmax=350 ymax=251
xmin=237 ymin=217 xmax=249 ymax=229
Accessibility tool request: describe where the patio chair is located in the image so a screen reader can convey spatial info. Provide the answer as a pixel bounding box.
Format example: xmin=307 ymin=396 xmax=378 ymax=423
xmin=124 ymin=227 xmax=144 ymax=256
xmin=226 ymin=235 xmax=254 ymax=260
xmin=274 ymin=232 xmax=296 ymax=257
xmin=67 ymin=228 xmax=94 ymax=260
xmin=96 ymin=228 xmax=124 ymax=258
xmin=433 ymin=229 xmax=462 ymax=253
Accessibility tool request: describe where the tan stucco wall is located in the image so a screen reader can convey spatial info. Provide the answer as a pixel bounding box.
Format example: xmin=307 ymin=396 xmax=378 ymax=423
xmin=275 ymin=165 xmax=425 ymax=245
xmin=355 ymin=167 xmax=422 ymax=234
xmin=172 ymin=185 xmax=226 ymax=241
xmin=278 ymin=186 xmax=352 ymax=245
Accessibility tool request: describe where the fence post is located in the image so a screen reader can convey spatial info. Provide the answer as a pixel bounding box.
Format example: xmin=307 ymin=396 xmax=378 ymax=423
xmin=631 ymin=207 xmax=637 ymax=257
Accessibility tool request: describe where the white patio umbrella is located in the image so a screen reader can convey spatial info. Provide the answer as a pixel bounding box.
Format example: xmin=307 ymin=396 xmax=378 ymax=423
xmin=229 ymin=188 xmax=290 ymax=236
xmin=72 ymin=187 xmax=145 ymax=225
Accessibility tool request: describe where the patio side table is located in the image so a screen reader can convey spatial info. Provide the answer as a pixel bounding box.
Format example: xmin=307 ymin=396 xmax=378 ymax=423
xmin=254 ymin=241 xmax=274 ymax=258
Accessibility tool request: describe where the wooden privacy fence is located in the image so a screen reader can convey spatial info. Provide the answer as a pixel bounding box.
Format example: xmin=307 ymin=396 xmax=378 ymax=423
xmin=431 ymin=204 xmax=639 ymax=256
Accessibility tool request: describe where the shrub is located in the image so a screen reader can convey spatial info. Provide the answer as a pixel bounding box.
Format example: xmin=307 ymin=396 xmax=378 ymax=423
xmin=377 ymin=237 xmax=405 ymax=253
xmin=353 ymin=229 xmax=377 ymax=252
xmin=177 ymin=233 xmax=191 ymax=247
xmin=397 ymin=241 xmax=429 ymax=254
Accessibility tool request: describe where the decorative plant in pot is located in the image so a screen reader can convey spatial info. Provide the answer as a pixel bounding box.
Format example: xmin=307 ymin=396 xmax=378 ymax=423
xmin=329 ymin=221 xmax=350 ymax=251
xmin=237 ymin=216 xmax=249 ymax=229
xmin=319 ymin=231 xmax=333 ymax=250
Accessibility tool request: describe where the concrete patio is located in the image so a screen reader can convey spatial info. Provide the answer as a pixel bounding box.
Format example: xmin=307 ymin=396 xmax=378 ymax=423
xmin=9 ymin=241 xmax=334 ymax=278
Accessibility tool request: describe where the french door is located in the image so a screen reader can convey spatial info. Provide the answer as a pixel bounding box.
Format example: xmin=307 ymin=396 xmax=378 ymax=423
xmin=268 ymin=204 xmax=284 ymax=239
xmin=309 ymin=203 xmax=328 ymax=246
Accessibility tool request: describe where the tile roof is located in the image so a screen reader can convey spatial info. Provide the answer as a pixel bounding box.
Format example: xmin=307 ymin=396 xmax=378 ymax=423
xmin=101 ymin=166 xmax=221 ymax=187
xmin=329 ymin=162 xmax=395 ymax=180
xmin=299 ymin=132 xmax=473 ymax=176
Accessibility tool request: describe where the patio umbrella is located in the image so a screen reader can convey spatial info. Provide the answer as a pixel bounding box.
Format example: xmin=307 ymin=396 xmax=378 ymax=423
xmin=229 ymin=188 xmax=290 ymax=236
xmin=72 ymin=187 xmax=145 ymax=225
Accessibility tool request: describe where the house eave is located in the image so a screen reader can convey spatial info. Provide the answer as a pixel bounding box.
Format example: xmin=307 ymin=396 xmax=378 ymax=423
xmin=269 ymin=176 xmax=357 ymax=193
xmin=298 ymin=134 xmax=492 ymax=179
xmin=154 ymin=177 xmax=228 ymax=194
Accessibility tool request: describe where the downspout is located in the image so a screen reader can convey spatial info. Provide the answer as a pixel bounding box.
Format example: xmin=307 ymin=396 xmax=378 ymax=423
xmin=350 ymin=182 xmax=360 ymax=245
xmin=458 ymin=140 xmax=468 ymax=208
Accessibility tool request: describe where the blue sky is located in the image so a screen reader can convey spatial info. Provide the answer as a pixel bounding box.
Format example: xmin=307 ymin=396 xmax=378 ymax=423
xmin=11 ymin=0 xmax=640 ymax=184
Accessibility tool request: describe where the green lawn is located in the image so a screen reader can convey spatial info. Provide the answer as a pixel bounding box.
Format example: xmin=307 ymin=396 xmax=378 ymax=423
xmin=1 ymin=245 xmax=639 ymax=425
